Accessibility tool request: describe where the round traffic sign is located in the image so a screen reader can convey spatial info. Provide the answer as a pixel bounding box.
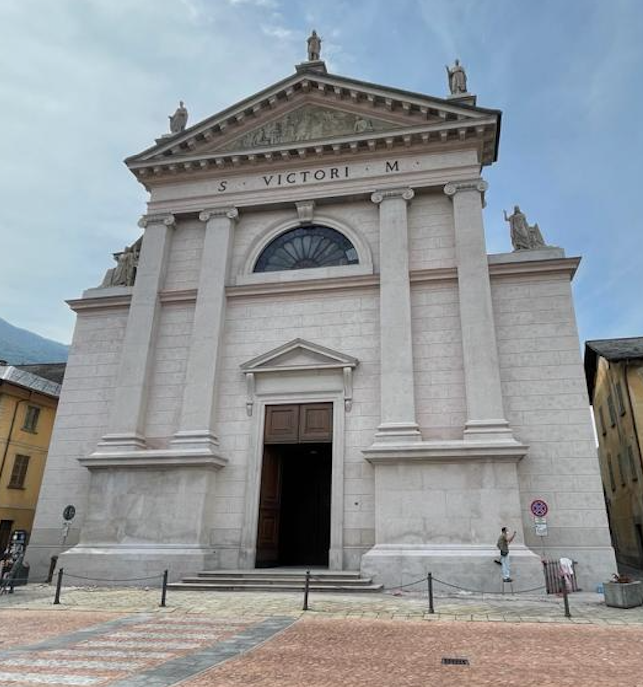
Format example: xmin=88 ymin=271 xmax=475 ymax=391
xmin=63 ymin=505 xmax=76 ymax=521
xmin=530 ymin=499 xmax=548 ymax=518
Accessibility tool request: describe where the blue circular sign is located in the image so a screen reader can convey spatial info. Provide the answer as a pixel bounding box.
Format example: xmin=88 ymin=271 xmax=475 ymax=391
xmin=530 ymin=499 xmax=548 ymax=518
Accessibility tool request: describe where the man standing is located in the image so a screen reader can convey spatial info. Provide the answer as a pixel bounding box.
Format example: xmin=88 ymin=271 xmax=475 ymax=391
xmin=497 ymin=526 xmax=516 ymax=582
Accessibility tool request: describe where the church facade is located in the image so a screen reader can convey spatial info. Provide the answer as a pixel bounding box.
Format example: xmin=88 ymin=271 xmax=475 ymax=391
xmin=30 ymin=54 xmax=616 ymax=590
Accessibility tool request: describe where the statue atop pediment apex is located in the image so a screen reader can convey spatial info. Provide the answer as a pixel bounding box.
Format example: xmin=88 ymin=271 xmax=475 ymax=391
xmin=504 ymin=205 xmax=547 ymax=251
xmin=446 ymin=59 xmax=468 ymax=95
xmin=307 ymin=30 xmax=322 ymax=61
xmin=169 ymin=100 xmax=188 ymax=134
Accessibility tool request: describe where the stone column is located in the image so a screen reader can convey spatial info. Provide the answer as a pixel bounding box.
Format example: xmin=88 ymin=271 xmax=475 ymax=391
xmin=97 ymin=213 xmax=175 ymax=452
xmin=444 ymin=180 xmax=513 ymax=442
xmin=371 ymin=188 xmax=421 ymax=443
xmin=170 ymin=207 xmax=238 ymax=455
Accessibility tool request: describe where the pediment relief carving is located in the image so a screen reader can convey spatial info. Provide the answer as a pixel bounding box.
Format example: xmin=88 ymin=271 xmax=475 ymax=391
xmin=217 ymin=106 xmax=402 ymax=153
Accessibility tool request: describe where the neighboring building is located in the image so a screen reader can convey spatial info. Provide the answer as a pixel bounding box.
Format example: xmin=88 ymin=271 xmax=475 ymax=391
xmin=30 ymin=47 xmax=616 ymax=590
xmin=0 ymin=363 xmax=64 ymax=552
xmin=585 ymin=338 xmax=643 ymax=568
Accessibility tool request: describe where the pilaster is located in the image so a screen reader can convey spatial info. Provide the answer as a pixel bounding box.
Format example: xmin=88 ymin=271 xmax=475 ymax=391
xmin=170 ymin=207 xmax=238 ymax=455
xmin=444 ymin=180 xmax=513 ymax=442
xmin=371 ymin=188 xmax=421 ymax=443
xmin=96 ymin=213 xmax=174 ymax=452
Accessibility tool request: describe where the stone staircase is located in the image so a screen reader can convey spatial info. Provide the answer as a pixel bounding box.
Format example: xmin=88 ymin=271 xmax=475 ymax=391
xmin=168 ymin=569 xmax=383 ymax=593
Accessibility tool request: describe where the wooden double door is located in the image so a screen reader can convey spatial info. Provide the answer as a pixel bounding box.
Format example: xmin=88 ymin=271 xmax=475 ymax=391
xmin=256 ymin=403 xmax=332 ymax=567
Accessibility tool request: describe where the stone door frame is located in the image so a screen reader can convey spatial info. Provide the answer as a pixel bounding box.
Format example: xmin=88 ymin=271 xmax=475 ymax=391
xmin=239 ymin=386 xmax=345 ymax=571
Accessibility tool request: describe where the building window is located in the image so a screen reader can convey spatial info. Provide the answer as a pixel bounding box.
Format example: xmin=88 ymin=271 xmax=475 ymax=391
xmin=598 ymin=406 xmax=607 ymax=436
xmin=23 ymin=405 xmax=41 ymax=432
xmin=8 ymin=455 xmax=30 ymax=489
xmin=254 ymin=226 xmax=359 ymax=273
xmin=615 ymin=382 xmax=626 ymax=416
xmin=618 ymin=453 xmax=627 ymax=487
xmin=628 ymin=445 xmax=638 ymax=482
xmin=607 ymin=395 xmax=617 ymax=427
xmin=608 ymin=455 xmax=616 ymax=491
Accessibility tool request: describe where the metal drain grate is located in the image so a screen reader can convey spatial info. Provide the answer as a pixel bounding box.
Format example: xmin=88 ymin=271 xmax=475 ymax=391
xmin=441 ymin=657 xmax=470 ymax=666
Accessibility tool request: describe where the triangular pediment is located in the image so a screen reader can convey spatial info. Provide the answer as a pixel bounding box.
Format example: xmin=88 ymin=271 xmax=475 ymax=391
xmin=127 ymin=67 xmax=501 ymax=180
xmin=241 ymin=338 xmax=358 ymax=373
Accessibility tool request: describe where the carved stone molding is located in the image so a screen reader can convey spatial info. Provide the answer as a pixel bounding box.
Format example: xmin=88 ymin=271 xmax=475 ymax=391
xmin=370 ymin=187 xmax=415 ymax=204
xmin=199 ymin=207 xmax=239 ymax=223
xmin=138 ymin=213 xmax=176 ymax=228
xmin=443 ymin=179 xmax=488 ymax=198
xmin=295 ymin=200 xmax=315 ymax=225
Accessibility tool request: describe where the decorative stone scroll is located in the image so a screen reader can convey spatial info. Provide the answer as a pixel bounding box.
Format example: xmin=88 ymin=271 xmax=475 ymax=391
xmin=199 ymin=207 xmax=239 ymax=223
xmin=370 ymin=187 xmax=415 ymax=204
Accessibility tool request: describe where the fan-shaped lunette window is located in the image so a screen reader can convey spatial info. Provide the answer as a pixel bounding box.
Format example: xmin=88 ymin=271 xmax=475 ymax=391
xmin=254 ymin=226 xmax=359 ymax=273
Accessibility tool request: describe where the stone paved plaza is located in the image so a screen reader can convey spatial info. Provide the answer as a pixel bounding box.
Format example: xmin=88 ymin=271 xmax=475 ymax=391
xmin=1 ymin=585 xmax=643 ymax=685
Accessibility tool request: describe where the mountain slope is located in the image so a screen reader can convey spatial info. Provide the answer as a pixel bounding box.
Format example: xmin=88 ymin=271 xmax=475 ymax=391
xmin=0 ymin=317 xmax=69 ymax=364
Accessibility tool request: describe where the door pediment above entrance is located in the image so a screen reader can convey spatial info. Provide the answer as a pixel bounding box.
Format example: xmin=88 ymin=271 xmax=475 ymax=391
xmin=241 ymin=338 xmax=358 ymax=374
xmin=241 ymin=339 xmax=358 ymax=416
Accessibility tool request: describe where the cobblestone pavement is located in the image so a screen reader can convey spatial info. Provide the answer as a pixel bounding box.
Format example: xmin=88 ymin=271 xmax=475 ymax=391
xmin=2 ymin=585 xmax=643 ymax=686
xmin=4 ymin=583 xmax=643 ymax=625
xmin=181 ymin=617 xmax=643 ymax=687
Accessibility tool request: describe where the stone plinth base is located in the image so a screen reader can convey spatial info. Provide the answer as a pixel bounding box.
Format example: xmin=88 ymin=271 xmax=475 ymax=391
xmin=58 ymin=546 xmax=215 ymax=585
xmin=360 ymin=545 xmax=544 ymax=593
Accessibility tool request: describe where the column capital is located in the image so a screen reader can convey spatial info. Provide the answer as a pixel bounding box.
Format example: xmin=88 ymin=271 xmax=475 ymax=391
xmin=199 ymin=207 xmax=239 ymax=223
xmin=371 ymin=187 xmax=415 ymax=205
xmin=137 ymin=213 xmax=175 ymax=229
xmin=444 ymin=179 xmax=488 ymax=199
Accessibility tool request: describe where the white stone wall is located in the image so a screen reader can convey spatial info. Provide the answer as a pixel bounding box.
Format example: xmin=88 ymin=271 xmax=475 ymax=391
xmin=143 ymin=304 xmax=194 ymax=445
xmin=411 ymin=282 xmax=466 ymax=440
xmin=408 ymin=194 xmax=456 ymax=271
xmin=29 ymin=308 xmax=128 ymax=570
xmin=163 ymin=219 xmax=204 ymax=291
xmin=211 ymin=288 xmax=381 ymax=569
xmin=492 ymin=271 xmax=616 ymax=584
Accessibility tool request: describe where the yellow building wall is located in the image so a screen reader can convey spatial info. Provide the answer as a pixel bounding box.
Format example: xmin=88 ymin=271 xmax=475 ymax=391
xmin=0 ymin=385 xmax=58 ymax=547
xmin=593 ymin=358 xmax=643 ymax=567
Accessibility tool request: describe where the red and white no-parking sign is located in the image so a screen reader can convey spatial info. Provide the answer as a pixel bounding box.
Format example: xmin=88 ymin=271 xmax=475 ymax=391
xmin=530 ymin=499 xmax=549 ymax=518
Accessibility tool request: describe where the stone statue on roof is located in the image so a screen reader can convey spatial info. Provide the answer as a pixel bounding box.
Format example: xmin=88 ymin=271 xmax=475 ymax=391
xmin=307 ymin=30 xmax=322 ymax=61
xmin=169 ymin=100 xmax=188 ymax=134
xmin=100 ymin=238 xmax=142 ymax=287
xmin=446 ymin=59 xmax=468 ymax=95
xmin=504 ymin=206 xmax=547 ymax=251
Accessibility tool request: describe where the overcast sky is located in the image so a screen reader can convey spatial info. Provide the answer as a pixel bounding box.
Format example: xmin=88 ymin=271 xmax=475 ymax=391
xmin=1 ymin=0 xmax=641 ymax=345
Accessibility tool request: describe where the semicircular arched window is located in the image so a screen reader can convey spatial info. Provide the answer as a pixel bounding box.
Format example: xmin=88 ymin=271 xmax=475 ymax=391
xmin=253 ymin=225 xmax=359 ymax=273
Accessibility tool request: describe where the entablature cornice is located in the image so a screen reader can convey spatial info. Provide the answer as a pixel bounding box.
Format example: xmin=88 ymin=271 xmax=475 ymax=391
xmin=129 ymin=117 xmax=498 ymax=185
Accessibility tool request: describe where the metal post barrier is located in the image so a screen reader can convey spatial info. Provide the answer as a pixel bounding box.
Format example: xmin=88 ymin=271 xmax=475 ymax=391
xmin=53 ymin=568 xmax=63 ymax=605
xmin=303 ymin=569 xmax=310 ymax=611
xmin=47 ymin=556 xmax=58 ymax=584
xmin=427 ymin=572 xmax=434 ymax=614
xmin=160 ymin=569 xmax=168 ymax=608
xmin=561 ymin=577 xmax=571 ymax=618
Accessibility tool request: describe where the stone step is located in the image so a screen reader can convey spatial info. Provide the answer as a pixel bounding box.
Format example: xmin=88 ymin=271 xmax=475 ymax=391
xmin=196 ymin=569 xmax=363 ymax=578
xmin=189 ymin=575 xmax=372 ymax=585
xmin=167 ymin=581 xmax=383 ymax=593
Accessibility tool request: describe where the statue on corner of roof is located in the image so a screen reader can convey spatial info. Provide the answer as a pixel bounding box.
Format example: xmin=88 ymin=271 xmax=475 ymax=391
xmin=100 ymin=238 xmax=141 ymax=287
xmin=446 ymin=59 xmax=468 ymax=95
xmin=169 ymin=100 xmax=188 ymax=134
xmin=504 ymin=206 xmax=547 ymax=251
xmin=307 ymin=30 xmax=322 ymax=61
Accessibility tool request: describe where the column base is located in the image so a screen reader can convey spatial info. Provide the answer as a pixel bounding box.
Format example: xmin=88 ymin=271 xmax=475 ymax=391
xmin=463 ymin=419 xmax=517 ymax=443
xmin=374 ymin=422 xmax=422 ymax=443
xmin=95 ymin=433 xmax=147 ymax=452
xmin=360 ymin=544 xmax=544 ymax=592
xmin=170 ymin=430 xmax=221 ymax=454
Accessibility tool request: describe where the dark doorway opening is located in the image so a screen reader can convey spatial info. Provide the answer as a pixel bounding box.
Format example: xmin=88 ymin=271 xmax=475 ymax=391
xmin=256 ymin=403 xmax=332 ymax=568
